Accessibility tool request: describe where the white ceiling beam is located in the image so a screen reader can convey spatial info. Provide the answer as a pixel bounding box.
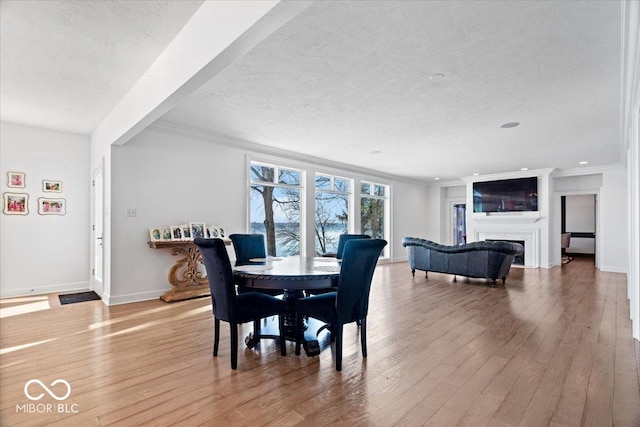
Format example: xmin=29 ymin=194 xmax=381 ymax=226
xmin=91 ymin=0 xmax=313 ymax=147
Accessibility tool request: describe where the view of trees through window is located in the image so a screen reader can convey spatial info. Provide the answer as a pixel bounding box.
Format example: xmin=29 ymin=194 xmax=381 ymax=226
xmin=249 ymin=162 xmax=387 ymax=257
xmin=250 ymin=163 xmax=301 ymax=256
xmin=361 ymin=182 xmax=387 ymax=239
xmin=315 ymin=174 xmax=350 ymax=256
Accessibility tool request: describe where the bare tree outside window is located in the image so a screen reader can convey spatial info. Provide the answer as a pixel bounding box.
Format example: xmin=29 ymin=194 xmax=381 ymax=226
xmin=250 ymin=163 xmax=301 ymax=256
xmin=315 ymin=174 xmax=349 ymax=255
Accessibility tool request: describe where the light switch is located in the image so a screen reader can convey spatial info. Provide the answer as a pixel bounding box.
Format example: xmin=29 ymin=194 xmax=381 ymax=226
xmin=126 ymin=208 xmax=137 ymax=217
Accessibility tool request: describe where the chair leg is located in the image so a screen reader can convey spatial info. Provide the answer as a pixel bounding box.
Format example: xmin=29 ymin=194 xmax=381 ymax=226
xmin=295 ymin=313 xmax=302 ymax=355
xmin=360 ymin=318 xmax=367 ymax=359
xmin=335 ymin=324 xmax=343 ymax=372
xmin=213 ymin=318 xmax=220 ymax=356
xmin=279 ymin=315 xmax=286 ymax=356
xmin=230 ymin=323 xmax=238 ymax=370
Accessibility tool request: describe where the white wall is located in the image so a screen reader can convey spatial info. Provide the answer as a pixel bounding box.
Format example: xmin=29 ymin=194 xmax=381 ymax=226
xmin=599 ymin=169 xmax=628 ymax=272
xmin=392 ymin=180 xmax=430 ymax=260
xmin=108 ymin=127 xmax=429 ymax=304
xmin=565 ymin=195 xmax=596 ymax=232
xmin=565 ymin=194 xmax=596 ymax=254
xmin=0 ymin=122 xmax=90 ymax=297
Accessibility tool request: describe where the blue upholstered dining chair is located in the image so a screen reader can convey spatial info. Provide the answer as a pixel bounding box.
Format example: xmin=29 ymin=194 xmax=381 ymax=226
xmin=308 ymin=234 xmax=371 ymax=298
xmin=229 ymin=233 xmax=282 ymax=297
xmin=335 ymin=233 xmax=371 ymax=259
xmin=294 ymin=238 xmax=387 ymax=371
xmin=194 ymin=238 xmax=287 ymax=370
xmin=229 ymin=233 xmax=266 ymax=264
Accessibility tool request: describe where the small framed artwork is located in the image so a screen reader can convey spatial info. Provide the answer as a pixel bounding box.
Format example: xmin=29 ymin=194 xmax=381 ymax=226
xmin=170 ymin=225 xmax=183 ymax=241
xmin=3 ymin=192 xmax=29 ymax=215
xmin=37 ymin=197 xmax=66 ymax=215
xmin=181 ymin=224 xmax=193 ymax=241
xmin=7 ymin=172 xmax=25 ymax=188
xmin=42 ymin=180 xmax=62 ymax=192
xmin=149 ymin=227 xmax=162 ymax=242
xmin=208 ymin=226 xmax=221 ymax=238
xmin=161 ymin=227 xmax=172 ymax=241
xmin=189 ymin=222 xmax=206 ymax=239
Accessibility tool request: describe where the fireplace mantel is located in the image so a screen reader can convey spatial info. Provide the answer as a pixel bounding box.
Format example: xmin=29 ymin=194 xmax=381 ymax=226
xmin=471 ymin=211 xmax=541 ymax=223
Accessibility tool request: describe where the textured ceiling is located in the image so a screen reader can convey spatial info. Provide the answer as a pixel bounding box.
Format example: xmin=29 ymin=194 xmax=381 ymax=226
xmin=160 ymin=0 xmax=621 ymax=181
xmin=0 ymin=0 xmax=203 ymax=134
xmin=0 ymin=1 xmax=622 ymax=182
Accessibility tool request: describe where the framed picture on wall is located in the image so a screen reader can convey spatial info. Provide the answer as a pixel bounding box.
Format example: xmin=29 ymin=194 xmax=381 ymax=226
xmin=42 ymin=180 xmax=62 ymax=192
xmin=7 ymin=172 xmax=25 ymax=188
xmin=37 ymin=197 xmax=66 ymax=215
xmin=189 ymin=222 xmax=206 ymax=239
xmin=3 ymin=192 xmax=29 ymax=215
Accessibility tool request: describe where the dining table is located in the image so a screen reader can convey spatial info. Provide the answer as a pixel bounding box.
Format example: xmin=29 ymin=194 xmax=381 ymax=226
xmin=232 ymin=256 xmax=341 ymax=356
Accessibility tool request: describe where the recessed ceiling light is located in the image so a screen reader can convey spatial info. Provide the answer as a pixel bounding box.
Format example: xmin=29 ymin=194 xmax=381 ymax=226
xmin=521 ymin=167 xmax=529 ymax=171
xmin=473 ymin=173 xmax=480 ymax=176
xmin=370 ymin=150 xmax=382 ymax=155
xmin=429 ymin=73 xmax=445 ymax=82
xmin=579 ymin=161 xmax=589 ymax=165
xmin=434 ymin=177 xmax=440 ymax=181
xmin=500 ymin=122 xmax=520 ymax=128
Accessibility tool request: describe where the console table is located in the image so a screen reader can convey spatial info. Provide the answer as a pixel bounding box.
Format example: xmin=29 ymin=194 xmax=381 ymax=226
xmin=147 ymin=240 xmax=230 ymax=302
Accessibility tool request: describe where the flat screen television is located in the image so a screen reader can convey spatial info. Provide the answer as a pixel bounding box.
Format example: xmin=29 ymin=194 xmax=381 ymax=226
xmin=473 ymin=177 xmax=538 ymax=213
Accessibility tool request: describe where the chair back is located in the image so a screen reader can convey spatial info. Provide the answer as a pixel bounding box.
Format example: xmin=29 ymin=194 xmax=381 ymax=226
xmin=229 ymin=234 xmax=266 ymax=265
xmin=336 ymin=234 xmax=371 ymax=259
xmin=194 ymin=238 xmax=236 ymax=323
xmin=336 ymin=238 xmax=387 ymax=323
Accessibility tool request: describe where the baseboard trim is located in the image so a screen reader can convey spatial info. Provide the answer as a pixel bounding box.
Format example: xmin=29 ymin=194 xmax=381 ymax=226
xmin=0 ymin=281 xmax=90 ymax=299
xmin=105 ymin=289 xmax=167 ymax=306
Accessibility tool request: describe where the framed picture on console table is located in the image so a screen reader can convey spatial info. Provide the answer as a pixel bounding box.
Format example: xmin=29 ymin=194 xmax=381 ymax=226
xmin=170 ymin=225 xmax=183 ymax=241
xmin=181 ymin=224 xmax=193 ymax=241
xmin=149 ymin=227 xmax=162 ymax=242
xmin=189 ymin=222 xmax=206 ymax=239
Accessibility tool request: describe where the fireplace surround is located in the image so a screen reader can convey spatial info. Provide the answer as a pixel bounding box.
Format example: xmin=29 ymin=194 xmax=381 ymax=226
xmin=475 ymin=230 xmax=540 ymax=267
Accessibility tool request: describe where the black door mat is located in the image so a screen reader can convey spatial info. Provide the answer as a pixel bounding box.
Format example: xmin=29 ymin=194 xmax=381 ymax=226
xmin=59 ymin=291 xmax=101 ymax=305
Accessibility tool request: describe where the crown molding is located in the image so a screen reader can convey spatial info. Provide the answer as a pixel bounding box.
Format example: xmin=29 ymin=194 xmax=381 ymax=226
xmin=460 ymin=168 xmax=556 ymax=182
xmin=553 ymin=163 xmax=625 ymax=177
xmin=148 ymin=120 xmax=430 ymax=186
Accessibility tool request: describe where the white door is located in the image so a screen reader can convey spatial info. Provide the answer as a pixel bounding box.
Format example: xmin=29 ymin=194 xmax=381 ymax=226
xmin=92 ymin=165 xmax=104 ymax=297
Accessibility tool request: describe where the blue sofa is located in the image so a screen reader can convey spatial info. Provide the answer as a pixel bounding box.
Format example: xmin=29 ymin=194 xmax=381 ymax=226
xmin=402 ymin=237 xmax=524 ymax=287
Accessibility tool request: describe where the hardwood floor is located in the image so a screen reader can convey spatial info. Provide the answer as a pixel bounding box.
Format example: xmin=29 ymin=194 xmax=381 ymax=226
xmin=1 ymin=258 xmax=639 ymax=426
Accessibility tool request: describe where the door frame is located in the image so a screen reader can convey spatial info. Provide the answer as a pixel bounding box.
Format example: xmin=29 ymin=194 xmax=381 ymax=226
xmin=554 ymin=190 xmax=600 ymax=269
xmin=91 ymin=162 xmax=104 ymax=297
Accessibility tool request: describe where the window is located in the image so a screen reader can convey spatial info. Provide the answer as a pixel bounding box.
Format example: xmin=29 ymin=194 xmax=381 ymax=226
xmin=315 ymin=174 xmax=351 ymax=255
xmin=361 ymin=181 xmax=388 ymax=240
xmin=249 ymin=162 xmax=302 ymax=256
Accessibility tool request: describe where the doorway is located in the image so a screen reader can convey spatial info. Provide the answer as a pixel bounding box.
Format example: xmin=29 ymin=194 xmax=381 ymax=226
xmin=453 ymin=204 xmax=467 ymax=245
xmin=561 ymin=194 xmax=596 ymax=265
xmin=92 ymin=165 xmax=104 ymax=297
